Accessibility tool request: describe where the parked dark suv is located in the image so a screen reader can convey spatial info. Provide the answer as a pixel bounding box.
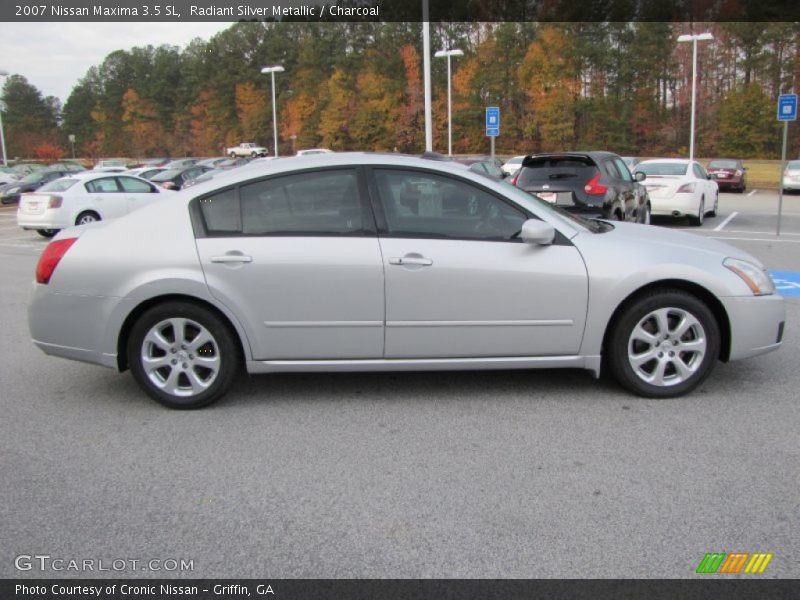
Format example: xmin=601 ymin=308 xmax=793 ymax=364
xmin=512 ymin=151 xmax=650 ymax=223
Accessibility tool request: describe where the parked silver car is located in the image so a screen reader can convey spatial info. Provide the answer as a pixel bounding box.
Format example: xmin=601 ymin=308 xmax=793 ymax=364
xmin=28 ymin=154 xmax=785 ymax=408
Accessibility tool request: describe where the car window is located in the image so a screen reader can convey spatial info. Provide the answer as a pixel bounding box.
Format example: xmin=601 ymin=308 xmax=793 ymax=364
xmin=39 ymin=178 xmax=79 ymax=192
xmin=85 ymin=177 xmax=121 ymax=193
xmin=373 ymin=169 xmax=526 ymax=241
xmin=604 ymin=159 xmax=623 ymax=180
xmin=613 ymin=158 xmax=634 ymax=182
xmin=117 ymin=177 xmax=155 ymax=193
xmin=709 ymin=160 xmax=738 ymax=169
xmin=198 ymin=188 xmax=240 ymax=234
xmin=693 ymin=163 xmax=707 ymax=179
xmin=239 ymin=169 xmax=363 ymax=235
xmin=636 ymin=163 xmax=688 ymax=176
xmin=516 ymin=156 xmax=596 ymax=187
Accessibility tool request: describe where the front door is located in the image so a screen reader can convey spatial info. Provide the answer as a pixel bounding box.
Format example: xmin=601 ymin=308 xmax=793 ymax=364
xmin=369 ymin=168 xmax=589 ymax=358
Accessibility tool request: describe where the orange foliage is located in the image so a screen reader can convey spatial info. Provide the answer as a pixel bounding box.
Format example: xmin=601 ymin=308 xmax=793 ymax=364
xmin=33 ymin=142 xmax=64 ymax=161
xmin=235 ymin=82 xmax=267 ymax=142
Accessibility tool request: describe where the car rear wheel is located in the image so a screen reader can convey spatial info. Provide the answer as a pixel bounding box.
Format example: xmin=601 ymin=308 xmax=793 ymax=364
xmin=229 ymin=152 xmax=236 ymax=158
xmin=127 ymin=302 xmax=240 ymax=409
xmin=708 ymin=193 xmax=718 ymax=217
xmin=606 ymin=290 xmax=720 ymax=398
xmin=36 ymin=229 xmax=59 ymax=238
xmin=637 ymin=202 xmax=651 ymax=225
xmin=689 ymin=197 xmax=704 ymax=226
xmin=75 ymin=211 xmax=100 ymax=226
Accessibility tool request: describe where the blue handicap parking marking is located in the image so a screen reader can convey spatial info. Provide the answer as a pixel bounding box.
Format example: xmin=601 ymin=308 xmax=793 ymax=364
xmin=770 ymin=271 xmax=800 ymax=296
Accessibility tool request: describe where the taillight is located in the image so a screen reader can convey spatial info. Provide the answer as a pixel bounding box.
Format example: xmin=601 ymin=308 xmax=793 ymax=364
xmin=36 ymin=238 xmax=77 ymax=284
xmin=510 ymin=172 xmax=519 ymax=186
xmin=677 ymin=183 xmax=696 ymax=193
xmin=584 ymin=173 xmax=608 ymax=195
xmin=48 ymin=195 xmax=63 ymax=208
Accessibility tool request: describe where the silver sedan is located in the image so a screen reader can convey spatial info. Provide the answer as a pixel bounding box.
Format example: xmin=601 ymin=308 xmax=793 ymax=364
xmin=28 ymin=154 xmax=785 ymax=408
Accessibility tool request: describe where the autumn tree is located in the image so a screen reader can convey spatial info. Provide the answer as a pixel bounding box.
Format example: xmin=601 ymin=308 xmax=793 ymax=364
xmin=121 ymin=88 xmax=166 ymax=157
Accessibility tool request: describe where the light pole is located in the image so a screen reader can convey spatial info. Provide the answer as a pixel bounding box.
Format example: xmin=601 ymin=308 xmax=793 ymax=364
xmin=434 ymin=48 xmax=463 ymax=156
xmin=261 ymin=65 xmax=285 ymax=157
xmin=677 ymin=32 xmax=713 ymax=162
xmin=0 ymin=69 xmax=8 ymax=166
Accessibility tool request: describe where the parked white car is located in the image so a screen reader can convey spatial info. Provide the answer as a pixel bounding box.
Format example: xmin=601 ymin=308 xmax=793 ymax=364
xmin=634 ymin=159 xmax=718 ymax=226
xmin=17 ymin=172 xmax=174 ymax=238
xmin=227 ymin=142 xmax=268 ymax=158
xmin=501 ymin=155 xmax=525 ymax=177
xmin=782 ymin=159 xmax=800 ymax=192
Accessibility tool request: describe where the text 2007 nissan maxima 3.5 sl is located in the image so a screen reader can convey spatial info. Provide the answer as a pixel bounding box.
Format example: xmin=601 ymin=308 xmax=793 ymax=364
xmin=28 ymin=154 xmax=785 ymax=409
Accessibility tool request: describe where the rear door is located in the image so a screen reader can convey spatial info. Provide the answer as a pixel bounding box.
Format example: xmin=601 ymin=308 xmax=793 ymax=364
xmin=84 ymin=176 xmax=127 ymax=219
xmin=607 ymin=157 xmax=638 ymax=220
xmin=194 ymin=167 xmax=385 ymax=360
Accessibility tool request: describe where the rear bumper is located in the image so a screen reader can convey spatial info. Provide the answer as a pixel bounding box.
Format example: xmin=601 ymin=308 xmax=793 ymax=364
xmin=17 ymin=207 xmax=70 ymax=229
xmin=650 ymin=193 xmax=699 ymax=217
xmin=721 ymin=294 xmax=785 ymax=361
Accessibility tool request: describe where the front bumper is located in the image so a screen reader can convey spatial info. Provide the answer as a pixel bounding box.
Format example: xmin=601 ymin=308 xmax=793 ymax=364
xmin=782 ymin=177 xmax=800 ymax=190
xmin=721 ymin=294 xmax=785 ymax=361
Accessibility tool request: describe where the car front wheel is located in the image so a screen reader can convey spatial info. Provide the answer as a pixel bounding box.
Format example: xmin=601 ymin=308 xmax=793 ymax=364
xmin=127 ymin=302 xmax=241 ymax=409
xmin=606 ymin=290 xmax=720 ymax=398
xmin=689 ymin=197 xmax=704 ymax=226
xmin=75 ymin=211 xmax=100 ymax=226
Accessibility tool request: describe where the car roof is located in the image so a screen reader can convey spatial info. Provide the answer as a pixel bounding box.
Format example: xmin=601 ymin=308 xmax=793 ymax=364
xmin=170 ymin=152 xmax=486 ymax=194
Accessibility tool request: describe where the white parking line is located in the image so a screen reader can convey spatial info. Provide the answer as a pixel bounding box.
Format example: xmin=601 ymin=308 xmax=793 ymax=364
xmin=711 ymin=236 xmax=800 ymax=244
xmin=747 ymin=189 xmax=757 ymax=197
xmin=714 ymin=211 xmax=738 ymax=232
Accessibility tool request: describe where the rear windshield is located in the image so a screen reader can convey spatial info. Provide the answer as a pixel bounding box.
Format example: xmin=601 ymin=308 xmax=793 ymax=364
xmin=636 ymin=162 xmax=688 ymax=176
xmin=506 ymin=156 xmax=523 ymax=165
xmin=709 ymin=160 xmax=738 ymax=169
xmin=516 ymin=156 xmax=596 ymax=186
xmin=150 ymin=169 xmax=181 ymax=181
xmin=39 ymin=178 xmax=79 ymax=192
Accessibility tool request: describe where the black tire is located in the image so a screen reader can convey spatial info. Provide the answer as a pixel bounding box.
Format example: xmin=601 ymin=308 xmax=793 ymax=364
xmin=251 ymin=151 xmax=258 ymax=157
xmin=37 ymin=229 xmax=59 ymax=238
xmin=605 ymin=290 xmax=720 ymax=398
xmin=75 ymin=211 xmax=100 ymax=226
xmin=637 ymin=202 xmax=651 ymax=225
xmin=229 ymin=152 xmax=237 ymax=158
xmin=127 ymin=301 xmax=241 ymax=409
xmin=689 ymin=197 xmax=704 ymax=226
xmin=708 ymin=193 xmax=718 ymax=217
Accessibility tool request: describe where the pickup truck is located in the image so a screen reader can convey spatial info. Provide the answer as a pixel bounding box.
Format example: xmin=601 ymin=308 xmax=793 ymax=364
xmin=226 ymin=142 xmax=269 ymax=158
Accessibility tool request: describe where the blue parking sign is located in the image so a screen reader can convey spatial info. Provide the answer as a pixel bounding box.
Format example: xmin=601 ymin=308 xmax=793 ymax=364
xmin=486 ymin=106 xmax=500 ymax=137
xmin=777 ymin=94 xmax=797 ymax=121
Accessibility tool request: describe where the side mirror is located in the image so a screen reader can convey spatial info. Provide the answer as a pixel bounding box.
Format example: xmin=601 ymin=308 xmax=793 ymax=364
xmin=634 ymin=171 xmax=646 ymax=182
xmin=707 ymin=173 xmax=712 ymax=180
xmin=520 ymin=219 xmax=555 ymax=246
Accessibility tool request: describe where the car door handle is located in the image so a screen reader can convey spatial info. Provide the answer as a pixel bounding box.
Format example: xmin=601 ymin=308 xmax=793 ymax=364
xmin=210 ymin=254 xmax=253 ymax=264
xmin=389 ymin=256 xmax=433 ymax=266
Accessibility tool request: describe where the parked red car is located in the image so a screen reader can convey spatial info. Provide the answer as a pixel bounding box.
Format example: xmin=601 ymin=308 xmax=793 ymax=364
xmin=706 ymin=159 xmax=747 ymax=193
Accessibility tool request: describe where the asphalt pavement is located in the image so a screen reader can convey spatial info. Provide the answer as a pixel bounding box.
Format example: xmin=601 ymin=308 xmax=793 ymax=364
xmin=1 ymin=192 xmax=798 ymax=578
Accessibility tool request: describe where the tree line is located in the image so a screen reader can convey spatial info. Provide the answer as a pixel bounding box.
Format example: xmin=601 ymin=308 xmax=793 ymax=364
xmin=2 ymin=21 xmax=799 ymax=161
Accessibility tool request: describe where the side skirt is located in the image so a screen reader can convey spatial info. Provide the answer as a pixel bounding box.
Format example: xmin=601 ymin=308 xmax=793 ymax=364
xmin=246 ymin=355 xmax=602 ymax=377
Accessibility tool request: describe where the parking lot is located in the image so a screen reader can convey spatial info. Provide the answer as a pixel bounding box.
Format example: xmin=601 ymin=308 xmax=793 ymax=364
xmin=1 ymin=189 xmax=798 ymax=578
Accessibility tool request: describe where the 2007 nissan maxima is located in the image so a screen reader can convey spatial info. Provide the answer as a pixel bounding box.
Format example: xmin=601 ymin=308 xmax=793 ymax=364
xmin=28 ymin=154 xmax=785 ymax=409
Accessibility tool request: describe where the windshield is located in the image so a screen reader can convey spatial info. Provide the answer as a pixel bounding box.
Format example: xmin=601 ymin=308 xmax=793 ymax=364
xmin=39 ymin=178 xmax=79 ymax=192
xmin=787 ymin=160 xmax=800 ymax=170
xmin=709 ymin=160 xmax=738 ymax=169
xmin=495 ymin=180 xmax=607 ymax=234
xmin=506 ymin=156 xmax=523 ymax=165
xmin=636 ymin=162 xmax=688 ymax=176
xmin=20 ymin=172 xmax=46 ymax=184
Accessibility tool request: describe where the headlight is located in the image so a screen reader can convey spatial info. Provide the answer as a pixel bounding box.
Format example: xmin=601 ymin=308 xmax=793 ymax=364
xmin=723 ymin=258 xmax=775 ymax=295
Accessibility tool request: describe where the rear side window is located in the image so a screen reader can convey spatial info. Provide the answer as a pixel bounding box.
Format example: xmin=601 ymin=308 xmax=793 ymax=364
xmin=612 ymin=158 xmax=633 ymax=182
xmin=516 ymin=156 xmax=597 ymax=187
xmin=117 ymin=177 xmax=155 ymax=193
xmin=198 ymin=188 xmax=239 ymax=234
xmin=196 ymin=169 xmax=364 ymax=237
xmin=240 ymin=170 xmax=361 ymax=235
xmin=39 ymin=179 xmax=79 ymax=192
xmin=85 ymin=177 xmax=121 ymax=193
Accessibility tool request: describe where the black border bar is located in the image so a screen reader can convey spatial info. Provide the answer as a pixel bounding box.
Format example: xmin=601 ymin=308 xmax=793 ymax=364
xmin=3 ymin=579 xmax=800 ymax=600
xmin=3 ymin=0 xmax=800 ymax=22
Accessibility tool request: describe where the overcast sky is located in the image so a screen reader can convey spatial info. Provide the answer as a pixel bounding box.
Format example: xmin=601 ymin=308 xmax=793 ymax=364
xmin=0 ymin=22 xmax=233 ymax=103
